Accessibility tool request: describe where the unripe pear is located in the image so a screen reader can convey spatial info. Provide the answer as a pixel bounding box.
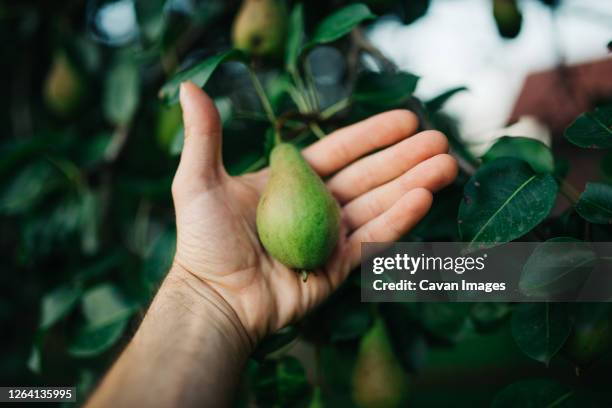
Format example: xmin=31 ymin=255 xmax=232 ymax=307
xmin=44 ymin=52 xmax=84 ymax=116
xmin=492 ymin=0 xmax=522 ymax=39
xmin=232 ymin=0 xmax=287 ymax=57
xmin=563 ymin=305 xmax=612 ymax=368
xmin=352 ymin=319 xmax=408 ymax=408
xmin=256 ymin=143 xmax=340 ymax=270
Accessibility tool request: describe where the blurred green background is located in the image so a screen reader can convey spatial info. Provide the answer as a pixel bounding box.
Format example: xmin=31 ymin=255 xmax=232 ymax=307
xmin=1 ymin=0 xmax=612 ymax=406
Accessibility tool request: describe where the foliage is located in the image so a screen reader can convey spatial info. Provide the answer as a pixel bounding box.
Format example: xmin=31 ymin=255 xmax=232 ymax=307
xmin=1 ymin=0 xmax=612 ymax=407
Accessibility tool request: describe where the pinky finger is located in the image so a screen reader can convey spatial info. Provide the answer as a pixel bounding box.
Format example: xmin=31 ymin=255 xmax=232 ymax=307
xmin=346 ymin=188 xmax=433 ymax=269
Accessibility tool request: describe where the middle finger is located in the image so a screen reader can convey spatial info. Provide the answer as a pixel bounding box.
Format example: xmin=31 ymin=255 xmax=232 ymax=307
xmin=327 ymin=130 xmax=449 ymax=203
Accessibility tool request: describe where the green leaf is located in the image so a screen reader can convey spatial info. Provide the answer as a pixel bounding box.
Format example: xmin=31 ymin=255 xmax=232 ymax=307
xmin=470 ymin=302 xmax=511 ymax=331
xmin=103 ymin=61 xmax=140 ymax=125
xmin=75 ymin=370 xmax=97 ymax=402
xmin=68 ymin=282 xmax=135 ymax=358
xmin=40 ymin=285 xmax=82 ymax=329
xmin=419 ymin=303 xmax=474 ymax=342
xmin=307 ymin=4 xmax=375 ymax=48
xmin=156 ymin=104 xmax=183 ymax=152
xmin=519 ymin=238 xmax=596 ymax=298
xmin=430 ymin=110 xmax=479 ymax=167
xmin=575 ymin=182 xmax=612 ymax=224
xmin=482 ymin=136 xmax=554 ymax=174
xmin=252 ymin=356 xmax=312 ymax=407
xmin=330 ymin=302 xmax=372 ymax=342
xmin=159 ymin=49 xmax=248 ymax=105
xmin=266 ymin=73 xmax=294 ymax=111
xmin=285 ymin=3 xmax=304 ymax=72
xmin=425 ymin=86 xmax=467 ymax=112
xmin=353 ymin=71 xmax=419 ymax=107
xmin=458 ymin=158 xmax=557 ymax=249
xmin=21 ymin=196 xmax=84 ymax=256
xmin=308 ymin=387 xmax=324 ymax=408
xmin=410 ymin=184 xmax=464 ymax=241
xmin=142 ymin=228 xmax=176 ymax=290
xmin=81 ymin=284 xmax=136 ymax=326
xmin=76 ymin=252 xmax=125 ymax=283
xmin=601 ymin=152 xmax=612 ymax=183
xmin=79 ymin=189 xmax=100 ymax=254
xmin=564 ymin=105 xmax=612 ymax=149
xmin=511 ymin=303 xmax=571 ymax=364
xmin=253 ymin=326 xmax=299 ymax=360
xmin=492 ymin=379 xmax=576 ymax=408
xmin=77 ymin=133 xmax=112 ymax=169
xmin=170 ymin=128 xmax=185 ymax=156
xmin=319 ymin=344 xmax=358 ymax=392
xmin=134 ymin=0 xmax=167 ymax=42
xmin=68 ymin=317 xmax=129 ymax=357
xmin=27 ymin=340 xmax=42 ymax=374
xmin=380 ymin=303 xmax=428 ymax=372
xmin=0 ymin=137 xmax=48 ymax=176
xmin=0 ymin=160 xmax=61 ymax=215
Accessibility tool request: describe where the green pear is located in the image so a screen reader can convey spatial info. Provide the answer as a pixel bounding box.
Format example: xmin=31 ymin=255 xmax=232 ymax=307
xmin=352 ymin=319 xmax=408 ymax=408
xmin=44 ymin=52 xmax=84 ymax=116
xmin=232 ymin=0 xmax=287 ymax=57
xmin=563 ymin=304 xmax=612 ymax=368
xmin=256 ymin=143 xmax=340 ymax=270
xmin=492 ymin=0 xmax=522 ymax=39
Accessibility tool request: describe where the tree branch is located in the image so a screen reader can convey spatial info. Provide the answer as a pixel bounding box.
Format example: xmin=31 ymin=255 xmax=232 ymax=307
xmin=351 ymin=28 xmax=476 ymax=175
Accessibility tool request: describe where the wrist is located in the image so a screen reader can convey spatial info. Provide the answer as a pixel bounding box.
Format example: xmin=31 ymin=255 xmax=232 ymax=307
xmin=164 ymin=263 xmax=255 ymax=357
xmin=87 ymin=265 xmax=253 ymax=408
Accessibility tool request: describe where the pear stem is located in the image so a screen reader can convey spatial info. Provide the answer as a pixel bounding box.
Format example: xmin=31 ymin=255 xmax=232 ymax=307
xmin=557 ymin=177 xmax=580 ymax=205
xmin=289 ymin=66 xmax=312 ymax=113
xmin=247 ymin=67 xmax=276 ymax=125
xmin=241 ymin=156 xmax=267 ymax=173
xmin=309 ymin=122 xmax=326 ymax=139
xmin=303 ymin=60 xmax=320 ymax=111
xmin=321 ymin=98 xmax=350 ymax=119
xmin=274 ymin=129 xmax=282 ymax=145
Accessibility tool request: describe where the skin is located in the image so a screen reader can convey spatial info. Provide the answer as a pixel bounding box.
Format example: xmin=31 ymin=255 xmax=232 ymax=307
xmin=86 ymin=82 xmax=457 ymax=407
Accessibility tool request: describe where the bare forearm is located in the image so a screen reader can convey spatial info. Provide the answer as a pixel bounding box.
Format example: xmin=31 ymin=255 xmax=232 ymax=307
xmin=86 ymin=266 xmax=252 ymax=408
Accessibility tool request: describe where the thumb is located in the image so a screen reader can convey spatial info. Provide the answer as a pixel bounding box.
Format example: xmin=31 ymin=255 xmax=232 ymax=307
xmin=174 ymin=81 xmax=224 ymax=193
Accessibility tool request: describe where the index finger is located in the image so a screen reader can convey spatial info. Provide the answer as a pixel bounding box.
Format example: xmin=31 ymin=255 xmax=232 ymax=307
xmin=302 ymin=109 xmax=419 ymax=177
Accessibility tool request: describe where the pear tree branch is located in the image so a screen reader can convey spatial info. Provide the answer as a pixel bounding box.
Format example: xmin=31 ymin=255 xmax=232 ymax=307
xmin=350 ymin=27 xmax=476 ymax=176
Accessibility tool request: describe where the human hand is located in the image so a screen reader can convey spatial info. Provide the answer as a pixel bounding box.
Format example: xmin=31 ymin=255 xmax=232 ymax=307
xmin=170 ymin=82 xmax=457 ymax=349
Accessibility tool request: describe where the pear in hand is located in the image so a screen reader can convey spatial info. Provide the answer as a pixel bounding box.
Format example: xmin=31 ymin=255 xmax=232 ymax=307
xmin=256 ymin=143 xmax=340 ymax=270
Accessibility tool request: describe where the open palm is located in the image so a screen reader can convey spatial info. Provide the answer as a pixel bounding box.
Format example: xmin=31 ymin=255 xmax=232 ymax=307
xmin=171 ymin=82 xmax=457 ymax=345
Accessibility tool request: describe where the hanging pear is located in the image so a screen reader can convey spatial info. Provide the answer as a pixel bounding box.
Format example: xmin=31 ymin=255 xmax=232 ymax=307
xmin=232 ymin=0 xmax=287 ymax=57
xmin=492 ymin=0 xmax=522 ymax=39
xmin=44 ymin=52 xmax=84 ymax=116
xmin=562 ymin=304 xmax=612 ymax=368
xmin=256 ymin=143 xmax=340 ymax=270
xmin=352 ymin=319 xmax=409 ymax=408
